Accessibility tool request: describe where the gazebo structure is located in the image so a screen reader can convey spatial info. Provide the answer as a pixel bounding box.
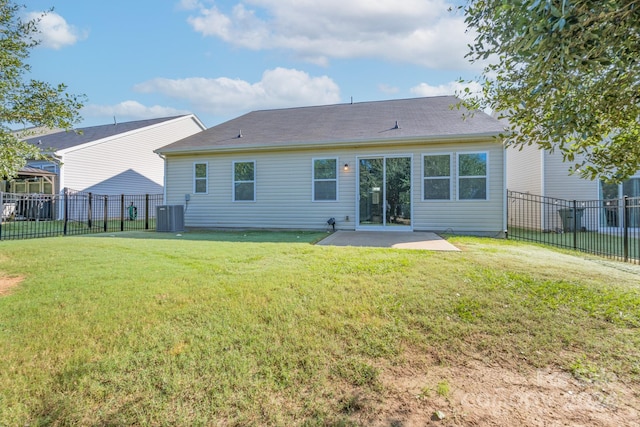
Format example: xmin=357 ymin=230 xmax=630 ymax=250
xmin=1 ymin=166 xmax=57 ymax=195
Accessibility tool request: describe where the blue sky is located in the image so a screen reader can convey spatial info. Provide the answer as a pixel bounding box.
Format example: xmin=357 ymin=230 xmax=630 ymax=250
xmin=24 ymin=0 xmax=482 ymax=128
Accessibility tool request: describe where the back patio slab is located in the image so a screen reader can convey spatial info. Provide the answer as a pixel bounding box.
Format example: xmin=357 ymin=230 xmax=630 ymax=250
xmin=316 ymin=231 xmax=460 ymax=251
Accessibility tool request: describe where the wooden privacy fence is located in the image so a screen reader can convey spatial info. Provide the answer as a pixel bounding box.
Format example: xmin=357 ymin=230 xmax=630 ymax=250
xmin=507 ymin=190 xmax=640 ymax=264
xmin=0 ymin=189 xmax=163 ymax=240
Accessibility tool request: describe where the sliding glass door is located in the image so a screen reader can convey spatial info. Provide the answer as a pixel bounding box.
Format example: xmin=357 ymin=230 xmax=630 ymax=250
xmin=358 ymin=156 xmax=412 ymax=230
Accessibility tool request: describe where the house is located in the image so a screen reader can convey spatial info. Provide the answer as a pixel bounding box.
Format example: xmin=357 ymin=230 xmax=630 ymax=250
xmin=156 ymin=97 xmax=507 ymax=235
xmin=507 ymin=144 xmax=640 ymax=230
xmin=5 ymin=115 xmax=206 ymax=196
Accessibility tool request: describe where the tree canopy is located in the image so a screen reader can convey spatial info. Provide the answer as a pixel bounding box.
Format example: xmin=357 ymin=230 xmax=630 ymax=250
xmin=462 ymin=0 xmax=640 ymax=182
xmin=0 ymin=0 xmax=84 ymax=179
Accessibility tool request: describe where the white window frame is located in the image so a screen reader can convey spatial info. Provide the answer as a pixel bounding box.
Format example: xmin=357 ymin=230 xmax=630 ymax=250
xmin=232 ymin=160 xmax=256 ymax=202
xmin=193 ymin=162 xmax=208 ymax=194
xmin=422 ymin=153 xmax=452 ymax=201
xmin=312 ymin=157 xmax=339 ymax=202
xmin=457 ymin=151 xmax=489 ymax=201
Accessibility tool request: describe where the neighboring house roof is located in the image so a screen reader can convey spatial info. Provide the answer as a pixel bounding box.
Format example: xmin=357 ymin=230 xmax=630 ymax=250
xmin=157 ymin=96 xmax=506 ymax=155
xmin=12 ymin=126 xmax=63 ymax=139
xmin=24 ymin=115 xmax=192 ymax=152
xmin=16 ymin=166 xmax=56 ymax=177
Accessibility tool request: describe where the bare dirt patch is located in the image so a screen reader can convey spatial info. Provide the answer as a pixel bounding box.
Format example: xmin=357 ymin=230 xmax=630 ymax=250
xmin=354 ymin=358 xmax=639 ymax=426
xmin=0 ymin=275 xmax=23 ymax=296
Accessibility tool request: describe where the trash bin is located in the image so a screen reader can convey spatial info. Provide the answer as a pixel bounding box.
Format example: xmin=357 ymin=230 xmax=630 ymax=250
xmin=558 ymin=207 xmax=584 ymax=232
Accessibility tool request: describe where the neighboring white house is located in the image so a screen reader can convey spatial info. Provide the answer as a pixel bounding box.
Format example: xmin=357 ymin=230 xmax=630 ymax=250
xmin=8 ymin=114 xmax=206 ymax=195
xmin=507 ymin=144 xmax=640 ymax=230
xmin=156 ymin=97 xmax=507 ymax=235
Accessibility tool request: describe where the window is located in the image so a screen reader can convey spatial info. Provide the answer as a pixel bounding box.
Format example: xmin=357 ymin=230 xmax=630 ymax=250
xmin=622 ymin=177 xmax=640 ymax=198
xmin=600 ymin=177 xmax=640 ymax=227
xmin=423 ymin=154 xmax=451 ymax=200
xmin=28 ymin=181 xmax=41 ymax=193
xmin=458 ymin=152 xmax=487 ymax=200
xmin=233 ymin=161 xmax=255 ymax=201
xmin=600 ymin=177 xmax=640 ymax=199
xmin=313 ymin=158 xmax=337 ymax=201
xmin=194 ymin=162 xmax=208 ymax=194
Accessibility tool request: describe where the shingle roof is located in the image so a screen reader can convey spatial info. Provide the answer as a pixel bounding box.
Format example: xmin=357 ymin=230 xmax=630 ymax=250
xmin=17 ymin=166 xmax=56 ymax=177
xmin=157 ymin=96 xmax=506 ymax=154
xmin=24 ymin=116 xmax=187 ymax=151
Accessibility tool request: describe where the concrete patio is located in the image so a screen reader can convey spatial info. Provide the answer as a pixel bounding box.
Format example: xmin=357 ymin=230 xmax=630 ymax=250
xmin=315 ymin=231 xmax=460 ymax=251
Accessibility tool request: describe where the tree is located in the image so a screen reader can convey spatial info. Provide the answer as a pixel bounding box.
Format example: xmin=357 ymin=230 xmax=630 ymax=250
xmin=0 ymin=0 xmax=84 ymax=179
xmin=462 ymin=0 xmax=639 ymax=182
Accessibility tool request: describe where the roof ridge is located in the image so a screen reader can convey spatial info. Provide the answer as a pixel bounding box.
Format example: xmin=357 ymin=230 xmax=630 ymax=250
xmin=249 ymin=95 xmax=460 ymax=114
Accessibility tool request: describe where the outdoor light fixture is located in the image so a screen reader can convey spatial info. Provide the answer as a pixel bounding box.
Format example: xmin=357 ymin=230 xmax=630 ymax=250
xmin=344 ymin=163 xmax=349 ymax=171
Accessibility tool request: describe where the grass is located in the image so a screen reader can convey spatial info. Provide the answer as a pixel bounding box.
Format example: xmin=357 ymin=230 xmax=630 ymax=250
xmin=0 ymin=218 xmax=156 ymax=240
xmin=508 ymin=226 xmax=640 ymax=261
xmin=436 ymin=380 xmax=450 ymax=398
xmin=0 ymin=231 xmax=639 ymax=425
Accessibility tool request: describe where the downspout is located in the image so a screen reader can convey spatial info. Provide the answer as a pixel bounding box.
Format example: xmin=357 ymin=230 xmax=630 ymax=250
xmin=540 ymin=149 xmax=545 ymax=230
xmin=503 ymin=144 xmax=508 ymax=237
xmin=156 ymin=152 xmax=167 ymax=204
xmin=55 ymin=153 xmax=65 ymax=220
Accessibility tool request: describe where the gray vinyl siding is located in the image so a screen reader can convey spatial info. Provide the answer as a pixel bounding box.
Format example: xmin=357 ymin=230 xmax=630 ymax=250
xmin=60 ymin=116 xmax=203 ymax=194
xmin=543 ymin=151 xmax=598 ymax=200
xmin=164 ymin=139 xmax=505 ymax=235
xmin=507 ymin=147 xmax=603 ymax=231
xmin=413 ymin=142 xmax=504 ymax=235
xmin=167 ymin=149 xmax=356 ymax=230
xmin=505 ymin=145 xmax=544 ymax=230
xmin=542 ymin=151 xmax=600 ymax=231
xmin=506 ymin=144 xmax=542 ymax=194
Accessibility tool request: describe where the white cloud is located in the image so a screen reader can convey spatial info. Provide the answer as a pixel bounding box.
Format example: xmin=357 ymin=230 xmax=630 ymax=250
xmin=177 ymin=0 xmax=201 ymax=10
xmin=82 ymin=101 xmax=191 ymax=122
xmin=26 ymin=11 xmax=87 ymax=49
xmin=184 ymin=0 xmax=477 ymax=69
xmin=133 ymin=67 xmax=341 ymax=115
xmin=410 ymin=81 xmax=483 ymax=98
xmin=378 ymin=84 xmax=400 ymax=95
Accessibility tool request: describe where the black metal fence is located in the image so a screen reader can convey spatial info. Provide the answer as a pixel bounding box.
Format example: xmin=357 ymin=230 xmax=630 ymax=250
xmin=0 ymin=190 xmax=163 ymax=240
xmin=507 ymin=190 xmax=640 ymax=264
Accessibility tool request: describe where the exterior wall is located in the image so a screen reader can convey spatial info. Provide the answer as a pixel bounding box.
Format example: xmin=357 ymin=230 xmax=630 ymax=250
xmin=60 ymin=116 xmax=204 ymax=195
xmin=506 ymin=147 xmax=603 ymax=231
xmin=505 ymin=144 xmax=544 ymax=230
xmin=164 ymin=139 xmax=505 ymax=235
xmin=542 ymin=151 xmax=599 ymax=231
xmin=506 ymin=143 xmax=542 ymax=194
xmin=542 ymin=151 xmax=598 ymax=200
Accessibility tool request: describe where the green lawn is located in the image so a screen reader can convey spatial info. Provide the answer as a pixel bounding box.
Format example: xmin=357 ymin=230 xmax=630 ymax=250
xmin=0 ymin=218 xmax=156 ymax=239
xmin=508 ymin=226 xmax=640 ymax=261
xmin=1 ymin=231 xmax=639 ymax=425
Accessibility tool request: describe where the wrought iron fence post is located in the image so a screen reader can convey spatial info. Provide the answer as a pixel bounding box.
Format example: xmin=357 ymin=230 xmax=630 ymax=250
xmin=63 ymin=188 xmax=69 ymax=235
xmin=120 ymin=194 xmax=125 ymax=231
xmin=145 ymin=194 xmax=149 ymax=230
xmin=0 ymin=191 xmax=3 ymax=241
xmin=103 ymin=196 xmax=108 ymax=232
xmin=624 ymin=196 xmax=629 ymax=262
xmin=572 ymin=199 xmax=578 ymax=250
xmin=88 ymin=192 xmax=93 ymax=229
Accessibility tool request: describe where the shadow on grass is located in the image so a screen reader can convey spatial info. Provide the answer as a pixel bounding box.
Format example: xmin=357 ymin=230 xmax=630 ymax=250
xmin=83 ymin=229 xmax=331 ymax=244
